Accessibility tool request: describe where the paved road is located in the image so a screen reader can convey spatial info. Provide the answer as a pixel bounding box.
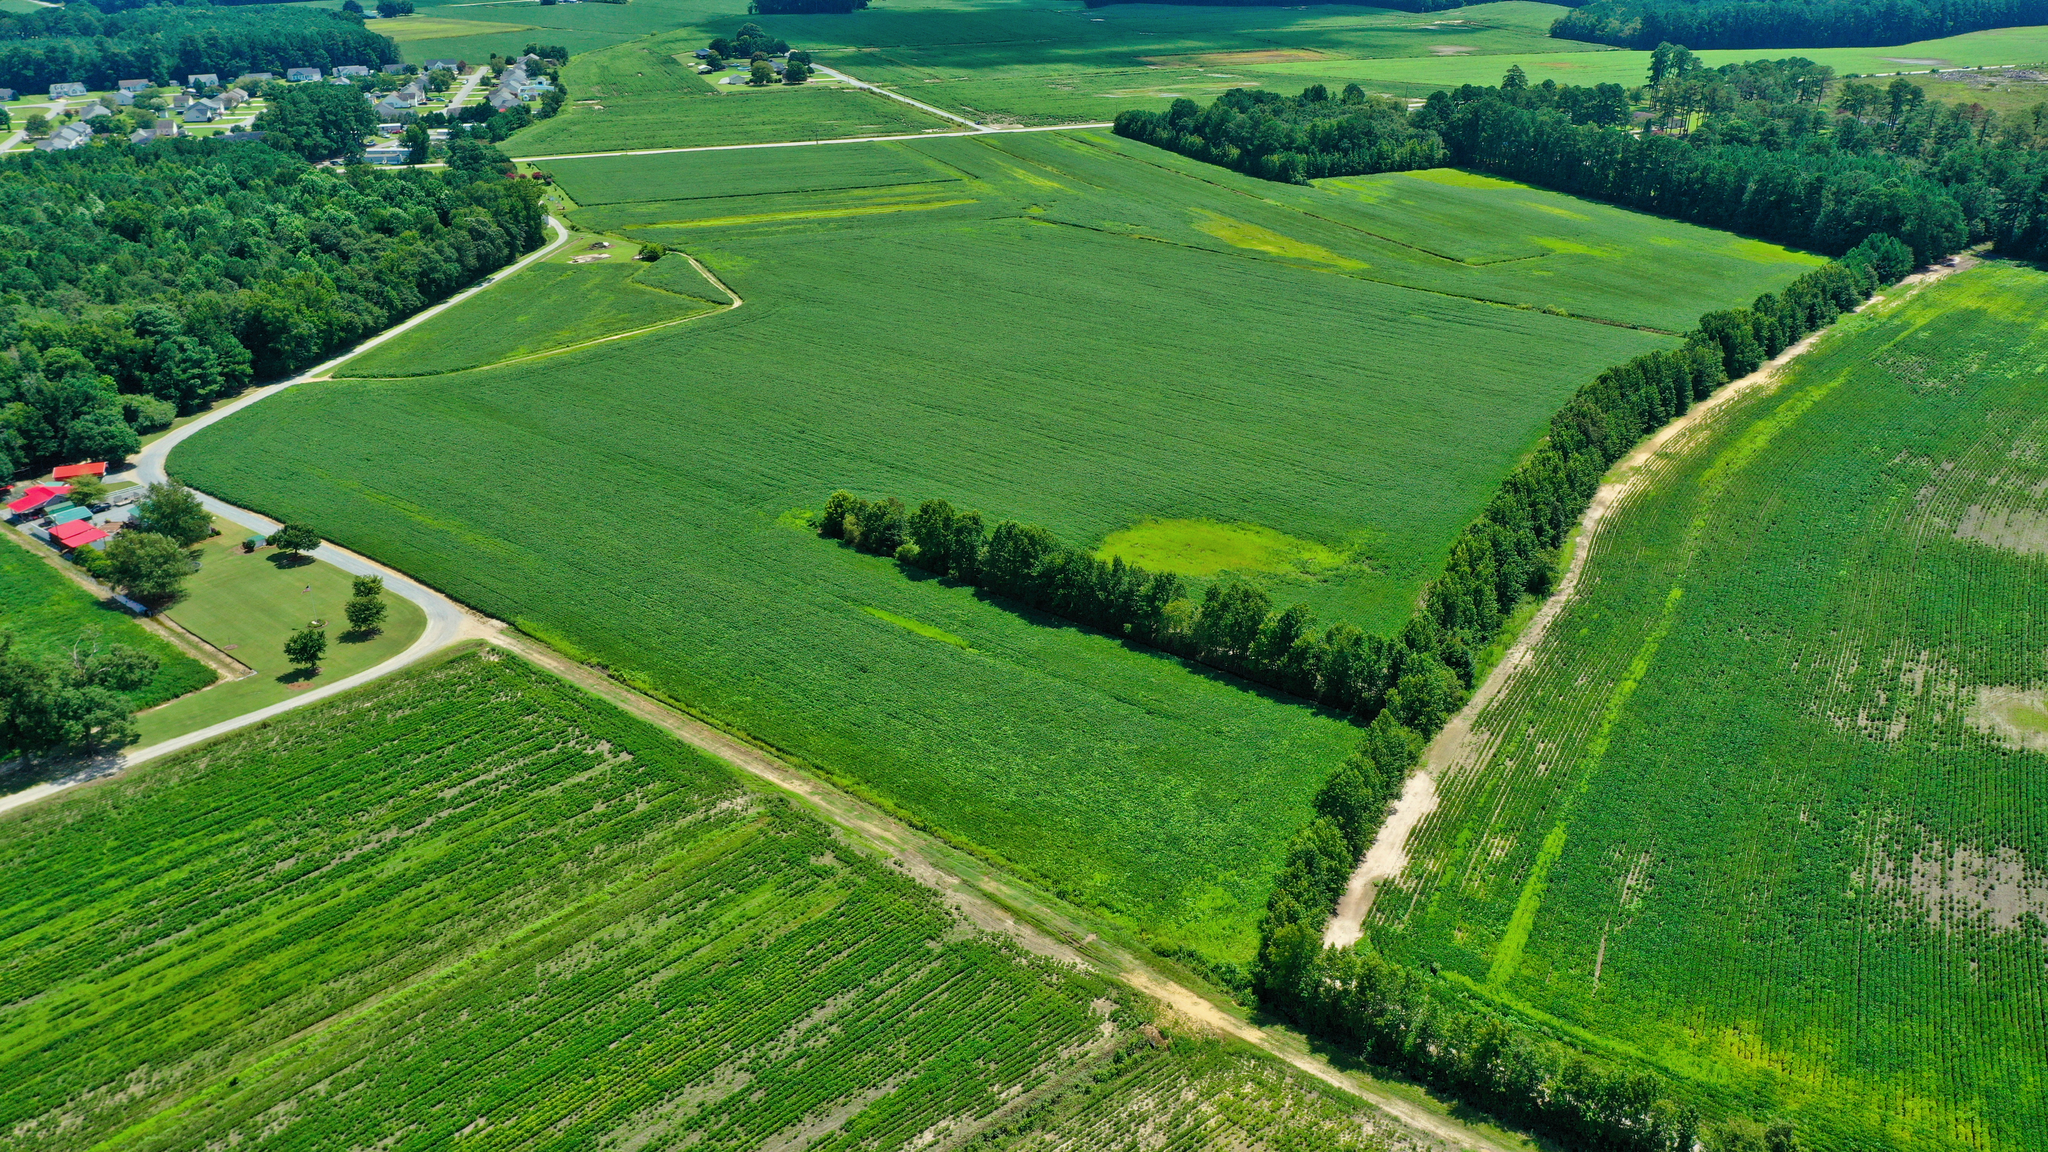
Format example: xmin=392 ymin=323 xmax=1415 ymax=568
xmin=110 ymin=216 xmax=573 ymax=761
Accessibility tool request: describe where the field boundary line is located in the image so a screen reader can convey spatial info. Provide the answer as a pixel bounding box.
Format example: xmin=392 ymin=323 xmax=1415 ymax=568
xmin=508 ymin=120 xmax=1113 ymax=164
xmin=813 ymin=63 xmax=985 ymax=129
xmin=1322 ymin=253 xmax=1982 ymax=948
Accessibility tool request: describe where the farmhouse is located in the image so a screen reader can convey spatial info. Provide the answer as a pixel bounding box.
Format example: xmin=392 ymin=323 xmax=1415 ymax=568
xmin=48 ymin=82 xmax=86 ymax=99
xmin=286 ymin=67 xmax=323 ymax=83
xmin=187 ymin=73 xmax=219 ymax=88
xmin=50 ymin=520 xmax=108 ymax=550
xmin=221 ymin=87 xmax=248 ymax=109
xmin=6 ymin=485 xmax=67 ymax=517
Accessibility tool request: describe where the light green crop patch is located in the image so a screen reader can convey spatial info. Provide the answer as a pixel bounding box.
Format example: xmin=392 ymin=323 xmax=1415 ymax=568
xmin=860 ymin=605 xmax=972 ymax=649
xmin=1096 ymin=518 xmax=1348 ymax=579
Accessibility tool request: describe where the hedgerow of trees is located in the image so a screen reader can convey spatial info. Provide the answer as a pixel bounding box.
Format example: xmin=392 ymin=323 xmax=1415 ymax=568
xmin=0 ymin=139 xmax=543 ymax=475
xmin=818 ymin=230 xmax=1910 ymax=1150
xmin=1554 ymin=0 xmax=2048 ymax=50
xmin=0 ymin=5 xmax=397 ymax=93
xmin=1115 ymin=63 xmax=2048 ymax=264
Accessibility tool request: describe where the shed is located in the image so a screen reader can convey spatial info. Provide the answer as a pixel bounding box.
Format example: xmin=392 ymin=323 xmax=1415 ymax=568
xmin=7 ymin=485 xmax=67 ymax=515
xmin=51 ymin=521 xmax=108 ymax=549
xmin=51 ymin=462 xmax=106 ymax=480
xmin=45 ymin=506 xmax=94 ymax=527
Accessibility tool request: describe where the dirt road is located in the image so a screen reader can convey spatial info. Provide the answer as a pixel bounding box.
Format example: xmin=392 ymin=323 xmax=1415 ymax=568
xmin=1320 ymin=255 xmax=1980 ymax=947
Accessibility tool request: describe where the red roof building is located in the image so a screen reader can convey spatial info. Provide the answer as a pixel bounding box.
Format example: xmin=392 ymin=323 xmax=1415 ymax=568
xmin=51 ymin=521 xmax=108 ymax=549
xmin=7 ymin=485 xmax=68 ymax=515
xmin=51 ymin=462 xmax=107 ymax=480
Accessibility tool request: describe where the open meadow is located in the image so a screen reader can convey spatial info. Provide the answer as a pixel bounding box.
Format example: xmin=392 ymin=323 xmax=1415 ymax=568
xmin=1366 ymin=263 xmax=2048 ymax=1151
xmin=173 ymin=130 xmax=1819 ymax=967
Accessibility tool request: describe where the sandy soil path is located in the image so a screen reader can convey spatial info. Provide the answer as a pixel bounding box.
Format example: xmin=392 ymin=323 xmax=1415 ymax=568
xmin=1321 ymin=254 xmax=1978 ymax=946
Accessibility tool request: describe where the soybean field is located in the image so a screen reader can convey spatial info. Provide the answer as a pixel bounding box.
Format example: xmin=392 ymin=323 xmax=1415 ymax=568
xmin=1368 ymin=263 xmax=2048 ymax=1151
xmin=174 ymin=129 xmax=1818 ymax=967
xmin=0 ymin=649 xmax=1152 ymax=1151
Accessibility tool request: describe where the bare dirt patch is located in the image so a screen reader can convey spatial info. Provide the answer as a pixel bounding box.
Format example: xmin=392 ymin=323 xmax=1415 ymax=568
xmin=1968 ymin=685 xmax=2048 ymax=751
xmin=1429 ymin=45 xmax=1477 ymax=55
xmin=1864 ymin=832 xmax=2048 ymax=933
xmin=1954 ymin=504 xmax=2048 ymax=555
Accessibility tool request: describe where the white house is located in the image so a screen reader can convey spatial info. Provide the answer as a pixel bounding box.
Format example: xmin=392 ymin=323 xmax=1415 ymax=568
xmin=49 ymin=82 xmax=87 ymax=99
xmin=286 ymin=67 xmax=323 ymax=83
xmin=335 ymin=65 xmax=371 ymax=78
xmin=187 ymin=73 xmax=220 ymax=88
xmin=182 ymin=102 xmax=220 ymax=123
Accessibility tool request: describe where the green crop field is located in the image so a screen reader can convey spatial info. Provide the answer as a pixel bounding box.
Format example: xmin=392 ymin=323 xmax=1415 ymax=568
xmin=0 ymin=648 xmax=1164 ymax=1150
xmin=0 ymin=535 xmax=212 ymax=713
xmin=502 ymin=32 xmax=951 ymax=157
xmin=336 ymin=253 xmax=727 ymax=378
xmin=175 ymin=130 xmax=1816 ymax=966
xmin=545 ymin=142 xmax=958 ymax=204
xmin=1233 ymin=22 xmax=2048 ymax=98
xmin=1366 ymin=263 xmax=2048 ymax=1151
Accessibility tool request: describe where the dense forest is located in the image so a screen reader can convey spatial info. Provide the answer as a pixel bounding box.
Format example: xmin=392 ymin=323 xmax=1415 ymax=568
xmin=1116 ymin=62 xmax=2048 ymax=262
xmin=0 ymin=140 xmax=541 ymax=473
xmin=0 ymin=4 xmax=396 ymax=92
xmin=1554 ymin=0 xmax=2048 ymax=50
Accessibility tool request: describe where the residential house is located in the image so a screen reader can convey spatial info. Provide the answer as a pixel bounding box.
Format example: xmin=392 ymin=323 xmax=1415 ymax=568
xmin=486 ymin=87 xmax=522 ymax=112
xmin=78 ymin=103 xmax=111 ymax=121
xmin=363 ymin=144 xmax=409 ymax=165
xmin=371 ymin=97 xmax=412 ymax=121
xmin=324 ymin=75 xmax=354 ymax=86
xmin=34 ymin=122 xmax=91 ymax=150
xmin=187 ymin=73 xmax=219 ymax=88
xmin=48 ymin=82 xmax=87 ymax=99
xmin=154 ymin=118 xmax=181 ymax=136
xmin=115 ymin=89 xmax=138 ymax=106
xmin=171 ymin=92 xmax=190 ymax=108
xmin=381 ymin=63 xmax=410 ymax=74
xmin=130 ymin=127 xmax=159 ymax=145
xmin=423 ymin=59 xmax=464 ymax=73
xmin=118 ymin=78 xmax=151 ymax=93
xmin=0 ymin=89 xmax=15 ymax=102
xmin=182 ymin=101 xmax=220 ymax=123
xmin=220 ymin=87 xmax=248 ymax=109
xmin=286 ymin=67 xmax=322 ymax=83
xmin=335 ymin=65 xmax=371 ymax=78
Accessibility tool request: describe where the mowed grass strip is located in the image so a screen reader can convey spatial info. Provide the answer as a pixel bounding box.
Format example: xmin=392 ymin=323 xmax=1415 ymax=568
xmin=545 ymin=139 xmax=960 ymax=205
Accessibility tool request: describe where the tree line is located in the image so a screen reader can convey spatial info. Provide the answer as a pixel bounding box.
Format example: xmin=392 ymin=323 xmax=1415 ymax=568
xmin=0 ymin=138 xmax=542 ymax=473
xmin=1113 ymin=85 xmax=1448 ymax=184
xmin=819 ymin=234 xmax=1907 ymax=1149
xmin=1118 ymin=67 xmax=2048 ymax=265
xmin=1554 ymin=0 xmax=2048 ymax=50
xmin=0 ymin=5 xmax=397 ymax=93
xmin=820 ymin=492 xmax=1474 ymax=733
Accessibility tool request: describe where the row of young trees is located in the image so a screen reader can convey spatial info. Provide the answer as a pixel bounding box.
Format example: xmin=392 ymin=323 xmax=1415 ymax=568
xmin=1553 ymin=0 xmax=2048 ymax=50
xmin=0 ymin=5 xmax=397 ymax=93
xmin=0 ymin=137 xmax=543 ymax=473
xmin=819 ymin=492 xmax=1474 ymax=733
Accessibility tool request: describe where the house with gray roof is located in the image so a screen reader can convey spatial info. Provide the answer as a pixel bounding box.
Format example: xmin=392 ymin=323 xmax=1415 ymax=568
xmin=49 ymin=82 xmax=87 ymax=99
xmin=187 ymin=73 xmax=219 ymax=88
xmin=286 ymin=67 xmax=322 ymax=83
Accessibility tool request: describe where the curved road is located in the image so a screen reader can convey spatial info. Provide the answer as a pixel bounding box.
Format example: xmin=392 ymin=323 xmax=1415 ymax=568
xmin=114 ymin=215 xmax=573 ymax=765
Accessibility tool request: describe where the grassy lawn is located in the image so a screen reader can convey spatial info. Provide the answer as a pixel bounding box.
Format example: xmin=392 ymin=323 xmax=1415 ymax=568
xmin=177 ymin=132 xmax=1824 ymax=965
xmin=503 ymin=33 xmax=951 ymax=156
xmin=135 ymin=524 xmax=425 ymax=745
